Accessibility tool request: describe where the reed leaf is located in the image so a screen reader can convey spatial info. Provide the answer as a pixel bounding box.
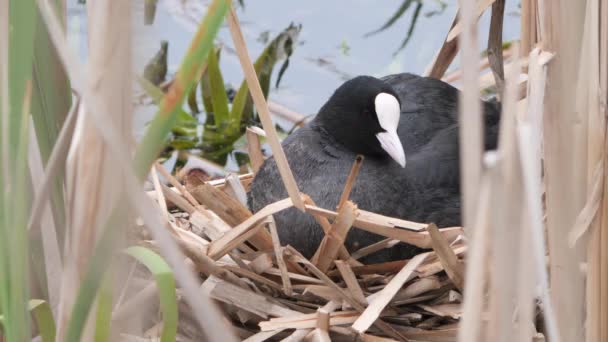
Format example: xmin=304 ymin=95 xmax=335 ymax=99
xmin=125 ymin=246 xmax=178 ymax=342
xmin=30 ymin=0 xmax=69 ymax=249
xmin=29 ymin=299 xmax=56 ymax=342
xmin=0 ymin=1 xmax=37 ymax=339
xmin=206 ymin=47 xmax=230 ymax=128
xmin=94 ymin=275 xmax=112 ymax=342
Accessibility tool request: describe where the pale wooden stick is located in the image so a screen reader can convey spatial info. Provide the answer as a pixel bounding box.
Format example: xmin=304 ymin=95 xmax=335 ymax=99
xmin=425 ymin=11 xmax=460 ymax=78
xmin=426 ymin=223 xmax=464 ymax=291
xmin=226 ymin=7 xmax=304 ymax=210
xmin=150 ymin=166 xmax=169 ymax=222
xmin=457 ymin=166 xmax=493 ymax=342
xmin=334 ymin=260 xmax=366 ymax=305
xmin=351 ymin=253 xmax=430 ymax=334
xmin=337 ymin=155 xmax=364 ymax=210
xmin=246 ymin=127 xmax=265 ymax=174
xmin=458 ymin=0 xmax=483 ymax=233
xmin=207 ymin=198 xmax=294 ymax=260
xmin=313 ymin=201 xmax=358 ymax=272
xmin=487 ymin=0 xmax=505 ymax=98
xmin=267 ymin=216 xmax=292 ymax=296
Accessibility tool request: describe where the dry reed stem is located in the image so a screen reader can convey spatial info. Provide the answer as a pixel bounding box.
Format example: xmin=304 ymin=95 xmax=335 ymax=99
xmin=267 ymin=217 xmax=292 ymax=296
xmin=313 ymin=201 xmax=358 ymax=272
xmin=487 ymin=43 xmax=522 ymax=342
xmin=285 ymin=247 xmax=407 ymax=341
xmin=541 ymin=1 xmax=587 ymax=341
xmin=207 ymin=197 xmax=293 ymax=260
xmin=187 ymin=181 xmax=275 ymax=251
xmin=426 ymin=223 xmax=464 ymax=291
xmin=246 ymin=127 xmax=265 ymax=173
xmin=268 ymin=100 xmax=307 ymax=126
xmin=302 ymin=194 xmax=355 ymax=263
xmin=337 ymin=155 xmax=364 ymax=210
xmin=596 ymin=1 xmax=608 ymax=339
xmin=424 ymin=11 xmax=459 ymax=78
xmin=458 ymin=0 xmax=483 ymax=233
xmin=226 ymin=6 xmax=304 ymax=210
xmin=27 ymin=122 xmax=63 ymax=316
xmin=457 ymin=167 xmax=493 ymax=342
xmin=27 ymin=94 xmax=80 ymax=236
xmin=150 ymin=166 xmax=169 ymax=222
xmin=448 ymin=0 xmax=497 ymax=42
xmin=487 ymin=0 xmax=505 ymax=98
xmin=154 ymin=162 xmax=200 ymax=207
xmin=334 ymin=260 xmax=367 ymax=305
xmin=351 ymin=253 xmax=429 ymax=334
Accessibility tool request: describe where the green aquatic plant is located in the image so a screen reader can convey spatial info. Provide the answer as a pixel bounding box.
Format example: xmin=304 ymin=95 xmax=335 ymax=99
xmin=364 ymin=0 xmax=447 ymax=55
xmin=152 ymin=23 xmax=301 ymax=167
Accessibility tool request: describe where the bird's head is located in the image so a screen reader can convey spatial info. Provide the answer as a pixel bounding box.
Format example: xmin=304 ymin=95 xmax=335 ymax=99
xmin=315 ymin=76 xmax=406 ymax=167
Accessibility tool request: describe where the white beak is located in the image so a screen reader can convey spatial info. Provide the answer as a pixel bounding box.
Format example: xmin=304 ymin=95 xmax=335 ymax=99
xmin=376 ymin=130 xmax=406 ymax=168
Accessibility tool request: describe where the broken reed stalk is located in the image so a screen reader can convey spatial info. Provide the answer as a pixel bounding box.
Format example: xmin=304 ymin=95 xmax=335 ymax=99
xmin=226 ymin=6 xmax=304 ymax=210
xmin=246 ymin=127 xmax=265 ymax=174
xmin=154 ymin=161 xmax=200 ymax=207
xmin=458 ymin=0 xmax=483 ymax=233
xmin=337 ymin=155 xmax=364 ymax=210
xmin=312 ymin=155 xmax=363 ymax=268
xmin=425 ymin=10 xmax=459 ymax=78
xmin=487 ymin=0 xmax=505 ymax=98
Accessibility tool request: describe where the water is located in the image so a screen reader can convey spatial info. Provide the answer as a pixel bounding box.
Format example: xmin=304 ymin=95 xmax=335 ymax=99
xmin=67 ymin=0 xmax=520 ymax=154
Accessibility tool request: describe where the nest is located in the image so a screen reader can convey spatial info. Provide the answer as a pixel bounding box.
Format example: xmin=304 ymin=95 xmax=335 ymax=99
xmin=141 ymin=159 xmax=469 ymax=341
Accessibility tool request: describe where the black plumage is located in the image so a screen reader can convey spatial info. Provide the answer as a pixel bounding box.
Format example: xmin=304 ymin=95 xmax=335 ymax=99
xmin=248 ymin=73 xmax=500 ymax=263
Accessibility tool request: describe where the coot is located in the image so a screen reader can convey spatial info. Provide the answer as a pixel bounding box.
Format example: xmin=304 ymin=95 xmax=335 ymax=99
xmin=248 ymin=73 xmax=500 ymax=263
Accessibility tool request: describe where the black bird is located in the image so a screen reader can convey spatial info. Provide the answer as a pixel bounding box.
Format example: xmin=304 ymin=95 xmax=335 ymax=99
xmin=248 ymin=73 xmax=500 ymax=263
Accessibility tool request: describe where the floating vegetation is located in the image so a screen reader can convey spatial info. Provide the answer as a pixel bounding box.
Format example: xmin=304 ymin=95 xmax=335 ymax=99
xmin=364 ymin=0 xmax=448 ymax=55
xmin=143 ymin=40 xmax=169 ymax=86
xmin=140 ymin=23 xmax=301 ymax=168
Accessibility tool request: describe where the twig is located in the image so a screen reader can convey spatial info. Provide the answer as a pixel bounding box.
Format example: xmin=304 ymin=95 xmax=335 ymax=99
xmin=337 ymin=155 xmax=364 ymax=210
xmin=226 ymin=6 xmax=304 ymax=210
xmin=154 ymin=161 xmax=200 ymax=207
xmin=246 ymin=127 xmax=265 ymax=173
xmin=426 ymin=223 xmax=465 ymax=291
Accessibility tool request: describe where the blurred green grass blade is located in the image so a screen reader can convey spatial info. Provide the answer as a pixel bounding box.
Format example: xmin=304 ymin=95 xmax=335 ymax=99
xmin=30 ymin=0 xmax=70 ymax=296
xmin=94 ymin=275 xmax=112 ymax=342
xmin=394 ymin=1 xmax=422 ymax=54
xmin=29 ymin=299 xmax=56 ymax=342
xmin=67 ymin=3 xmax=228 ymax=340
xmin=187 ymin=83 xmax=201 ymax=113
xmin=206 ymin=47 xmax=230 ymax=127
xmin=125 ymin=246 xmax=177 ymax=342
xmin=200 ymin=64 xmax=214 ymax=115
xmin=144 ymin=0 xmax=158 ymax=25
xmin=134 ymin=0 xmax=229 ymax=180
xmin=65 ymin=208 xmax=124 ymax=342
xmin=136 ymin=75 xmax=197 ymax=126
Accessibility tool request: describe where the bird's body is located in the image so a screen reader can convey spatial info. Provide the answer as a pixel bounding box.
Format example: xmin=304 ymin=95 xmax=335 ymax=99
xmin=248 ymin=73 xmax=500 ymax=263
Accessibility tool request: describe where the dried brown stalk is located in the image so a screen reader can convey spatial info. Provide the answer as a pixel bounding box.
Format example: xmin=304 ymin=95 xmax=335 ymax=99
xmin=426 ymin=223 xmax=464 ymax=291
xmin=226 ymin=6 xmax=304 ymax=210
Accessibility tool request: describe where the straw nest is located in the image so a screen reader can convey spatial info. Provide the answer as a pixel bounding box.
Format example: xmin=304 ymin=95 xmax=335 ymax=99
xmin=137 ymin=160 xmax=535 ymax=342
